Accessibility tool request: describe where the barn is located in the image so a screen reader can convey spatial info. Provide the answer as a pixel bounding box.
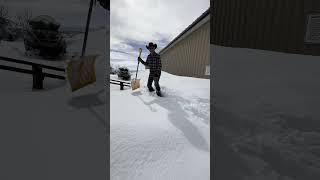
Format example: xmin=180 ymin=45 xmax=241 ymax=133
xmin=159 ymin=8 xmax=210 ymax=79
xmin=211 ymin=0 xmax=320 ymax=55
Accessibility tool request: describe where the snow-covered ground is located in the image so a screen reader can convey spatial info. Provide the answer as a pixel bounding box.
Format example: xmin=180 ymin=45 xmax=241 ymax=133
xmin=110 ymin=71 xmax=210 ymax=180
xmin=0 ymin=29 xmax=108 ymax=180
xmin=212 ymin=44 xmax=320 ymax=179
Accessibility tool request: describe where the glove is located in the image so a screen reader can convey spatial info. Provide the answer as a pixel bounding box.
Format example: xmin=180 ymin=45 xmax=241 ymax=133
xmin=138 ymin=57 xmax=142 ymax=62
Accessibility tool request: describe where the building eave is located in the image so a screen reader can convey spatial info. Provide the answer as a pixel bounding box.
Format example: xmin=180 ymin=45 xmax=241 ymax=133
xmin=159 ymin=8 xmax=210 ymax=54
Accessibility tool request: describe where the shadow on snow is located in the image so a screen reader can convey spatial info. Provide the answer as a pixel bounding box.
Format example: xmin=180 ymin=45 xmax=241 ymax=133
xmin=131 ymin=87 xmax=210 ymax=152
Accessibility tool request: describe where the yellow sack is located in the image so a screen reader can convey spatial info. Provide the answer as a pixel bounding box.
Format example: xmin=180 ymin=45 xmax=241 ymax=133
xmin=66 ymin=55 xmax=98 ymax=92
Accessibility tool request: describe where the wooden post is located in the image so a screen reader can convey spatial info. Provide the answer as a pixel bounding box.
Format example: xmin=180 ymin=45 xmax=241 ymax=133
xmin=120 ymin=82 xmax=124 ymax=90
xmin=81 ymin=0 xmax=95 ymax=57
xmin=32 ymin=65 xmax=44 ymax=89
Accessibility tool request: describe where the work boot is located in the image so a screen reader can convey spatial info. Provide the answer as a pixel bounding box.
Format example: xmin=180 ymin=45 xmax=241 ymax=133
xmin=156 ymin=91 xmax=162 ymax=97
xmin=148 ymin=87 xmax=155 ymax=92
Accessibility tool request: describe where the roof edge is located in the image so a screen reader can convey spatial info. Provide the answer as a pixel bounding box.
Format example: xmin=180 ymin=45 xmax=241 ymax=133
xmin=159 ymin=8 xmax=210 ymax=54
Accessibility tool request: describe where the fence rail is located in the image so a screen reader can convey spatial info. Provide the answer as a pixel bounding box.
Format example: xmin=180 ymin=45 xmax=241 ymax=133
xmin=0 ymin=56 xmax=66 ymax=89
xmin=110 ymin=79 xmax=130 ymax=90
xmin=0 ymin=56 xmax=65 ymax=71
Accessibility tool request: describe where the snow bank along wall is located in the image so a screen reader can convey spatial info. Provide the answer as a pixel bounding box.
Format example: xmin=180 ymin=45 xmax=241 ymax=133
xmin=159 ymin=9 xmax=210 ymax=79
xmin=211 ymin=1 xmax=320 ymax=178
xmin=211 ymin=0 xmax=320 ymax=56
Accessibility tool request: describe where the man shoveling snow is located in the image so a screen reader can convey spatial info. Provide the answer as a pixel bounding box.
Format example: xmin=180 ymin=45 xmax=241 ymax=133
xmin=138 ymin=42 xmax=163 ymax=97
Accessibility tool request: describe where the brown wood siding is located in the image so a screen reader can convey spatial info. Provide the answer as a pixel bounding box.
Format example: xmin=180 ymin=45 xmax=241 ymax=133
xmin=160 ymin=21 xmax=210 ymax=79
xmin=211 ymin=0 xmax=320 ymax=56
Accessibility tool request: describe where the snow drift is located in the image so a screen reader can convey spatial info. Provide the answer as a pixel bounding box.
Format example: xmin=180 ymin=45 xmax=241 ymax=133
xmin=110 ymin=70 xmax=210 ymax=180
xmin=0 ymin=28 xmax=108 ymax=180
xmin=212 ymin=44 xmax=320 ymax=180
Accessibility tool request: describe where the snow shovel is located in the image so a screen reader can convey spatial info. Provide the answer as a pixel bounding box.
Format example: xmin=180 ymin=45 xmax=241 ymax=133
xmin=131 ymin=48 xmax=142 ymax=90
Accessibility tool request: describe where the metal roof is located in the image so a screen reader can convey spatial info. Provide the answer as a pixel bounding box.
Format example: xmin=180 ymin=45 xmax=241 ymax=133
xmin=159 ymin=8 xmax=210 ymax=54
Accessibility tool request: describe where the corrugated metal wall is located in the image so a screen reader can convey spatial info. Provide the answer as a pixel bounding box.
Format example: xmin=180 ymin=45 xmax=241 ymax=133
xmin=211 ymin=0 xmax=320 ymax=56
xmin=161 ymin=21 xmax=210 ymax=79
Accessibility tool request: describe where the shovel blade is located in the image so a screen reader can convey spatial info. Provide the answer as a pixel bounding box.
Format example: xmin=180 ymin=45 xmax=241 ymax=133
xmin=131 ymin=79 xmax=140 ymax=90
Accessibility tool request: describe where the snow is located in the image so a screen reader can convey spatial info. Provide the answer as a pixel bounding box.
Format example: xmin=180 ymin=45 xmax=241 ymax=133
xmin=0 ymin=28 xmax=108 ymax=179
xmin=212 ymin=44 xmax=320 ymax=179
xmin=0 ymin=17 xmax=211 ymax=180
xmin=30 ymin=15 xmax=60 ymax=26
xmin=110 ymin=70 xmax=210 ymax=180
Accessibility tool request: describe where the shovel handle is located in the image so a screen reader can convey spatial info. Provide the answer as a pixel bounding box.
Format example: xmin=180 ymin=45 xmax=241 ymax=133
xmin=138 ymin=48 xmax=142 ymax=57
xmin=135 ymin=48 xmax=142 ymax=80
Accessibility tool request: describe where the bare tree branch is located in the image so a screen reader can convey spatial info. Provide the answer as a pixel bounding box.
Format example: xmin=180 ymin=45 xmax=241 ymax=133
xmin=15 ymin=8 xmax=33 ymax=31
xmin=0 ymin=4 xmax=9 ymax=20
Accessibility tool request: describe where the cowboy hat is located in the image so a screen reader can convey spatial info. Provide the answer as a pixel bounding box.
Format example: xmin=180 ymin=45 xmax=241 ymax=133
xmin=146 ymin=42 xmax=157 ymax=49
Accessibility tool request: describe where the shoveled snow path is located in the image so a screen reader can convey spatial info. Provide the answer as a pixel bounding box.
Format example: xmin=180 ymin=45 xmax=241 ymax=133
xmin=110 ymin=71 xmax=210 ymax=180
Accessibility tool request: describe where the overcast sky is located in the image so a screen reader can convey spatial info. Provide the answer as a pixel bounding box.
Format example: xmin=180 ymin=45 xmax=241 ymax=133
xmin=110 ymin=0 xmax=209 ymax=69
xmin=2 ymin=0 xmax=108 ymax=28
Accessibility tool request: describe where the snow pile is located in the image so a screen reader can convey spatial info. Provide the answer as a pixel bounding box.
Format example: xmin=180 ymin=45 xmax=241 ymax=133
xmin=212 ymin=44 xmax=320 ymax=180
xmin=110 ymin=70 xmax=210 ymax=180
xmin=0 ymin=29 xmax=108 ymax=180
